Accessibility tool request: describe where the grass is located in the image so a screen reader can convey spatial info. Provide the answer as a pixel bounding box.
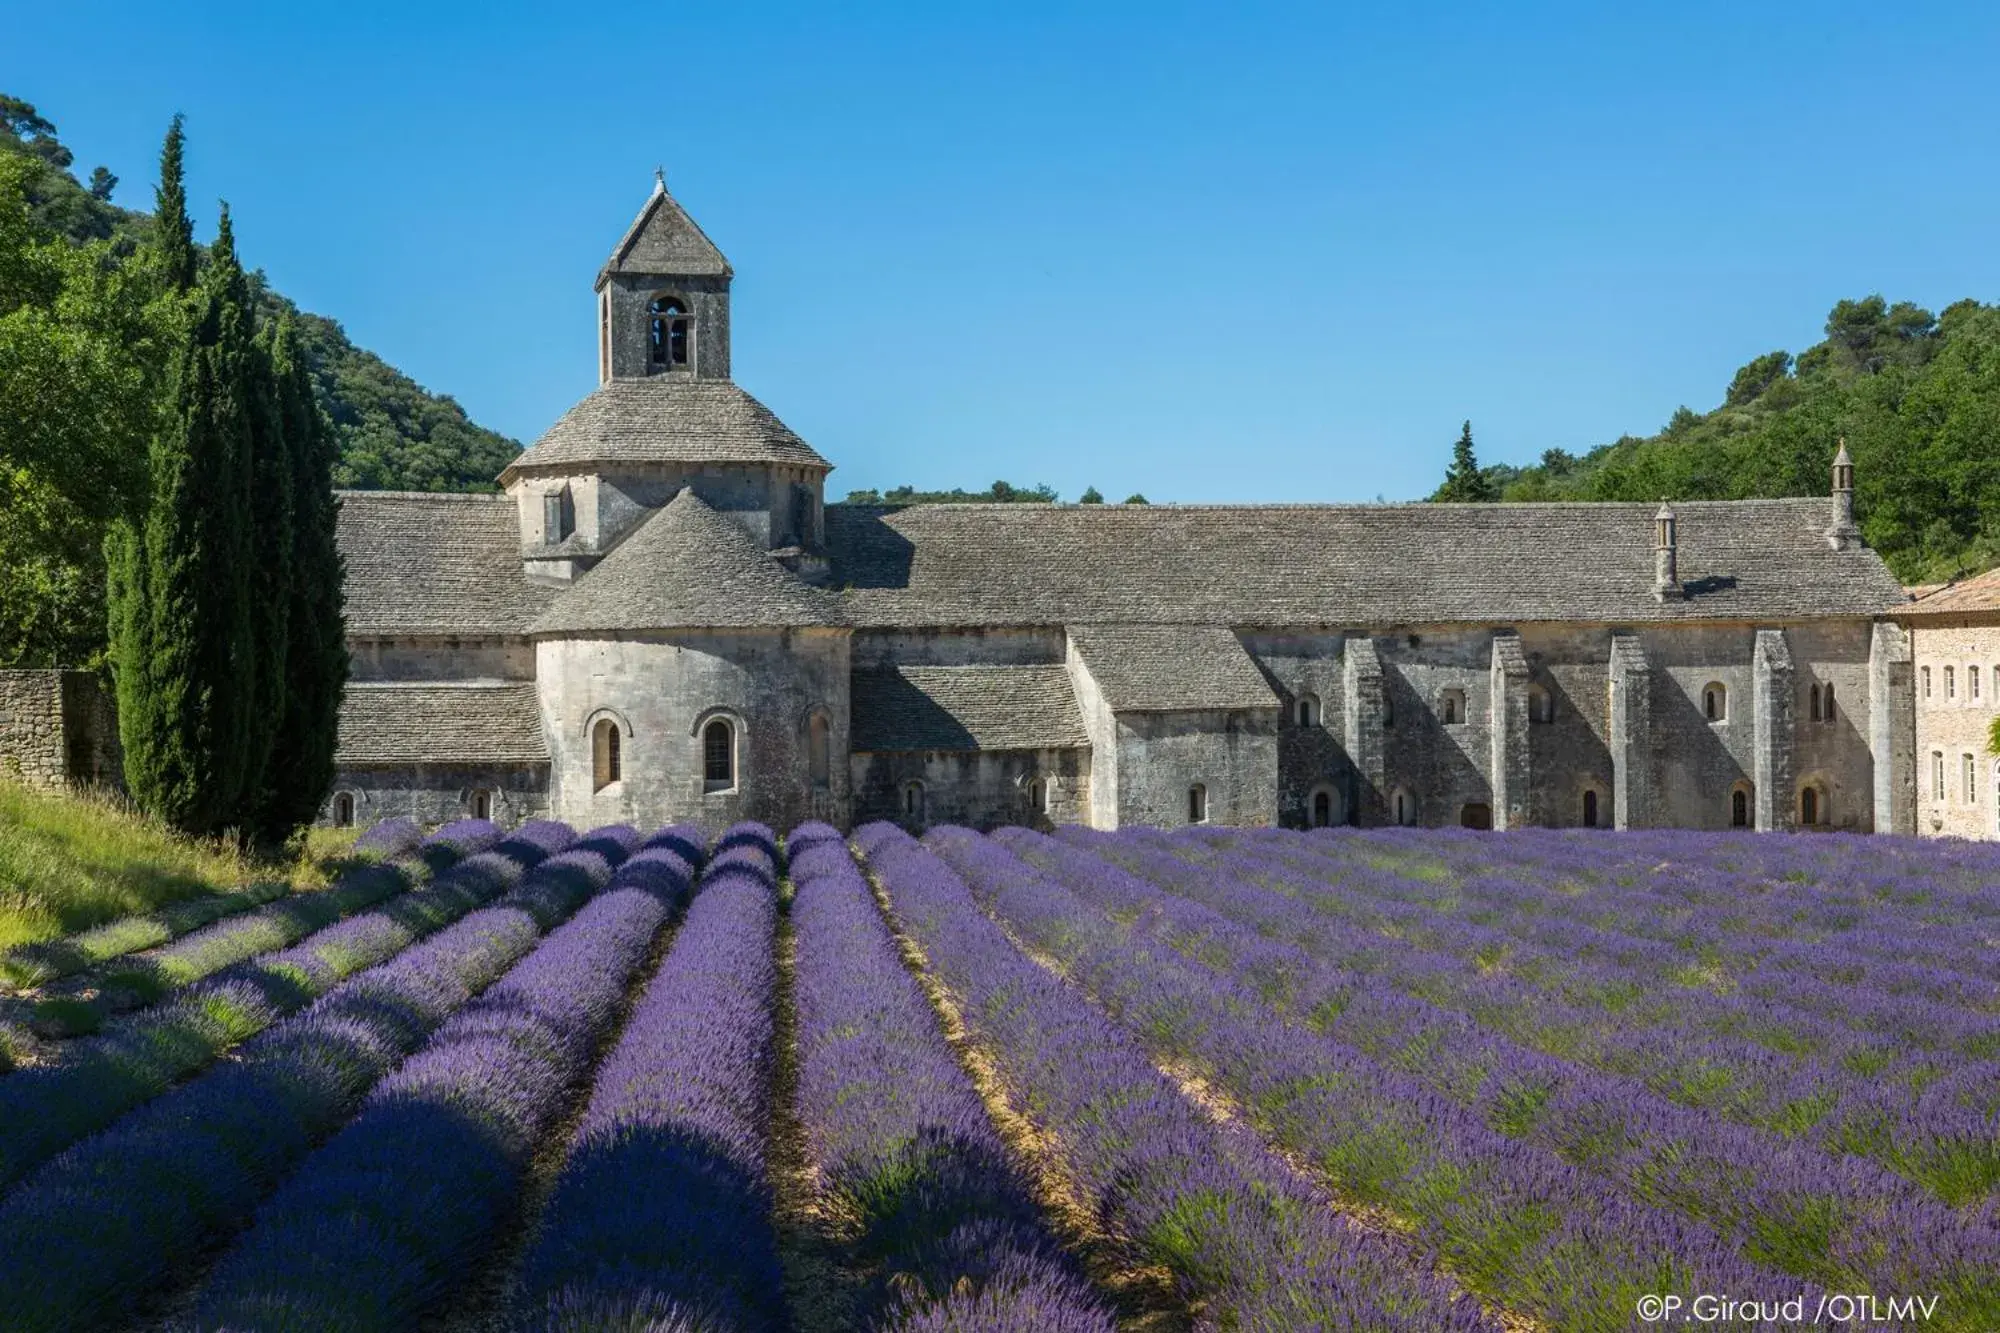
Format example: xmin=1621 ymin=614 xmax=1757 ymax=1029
xmin=0 ymin=779 xmax=346 ymax=965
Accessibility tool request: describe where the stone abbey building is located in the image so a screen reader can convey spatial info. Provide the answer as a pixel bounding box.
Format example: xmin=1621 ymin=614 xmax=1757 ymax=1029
xmin=324 ymin=180 xmax=1918 ymax=836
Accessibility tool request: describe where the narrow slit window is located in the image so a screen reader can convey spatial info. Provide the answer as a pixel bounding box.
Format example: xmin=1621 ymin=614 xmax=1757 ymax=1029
xmin=1823 ymin=681 xmax=1835 ymax=722
xmin=592 ymin=718 xmax=621 ymax=792
xmin=1582 ymin=789 xmax=1599 ymax=828
xmin=1967 ymin=753 xmax=1979 ymax=804
xmin=333 ymin=792 xmax=355 ymax=827
xmin=1703 ymin=684 xmax=1726 ymax=722
xmin=703 ymin=718 xmax=735 ymax=789
xmin=1188 ymin=784 xmax=1208 ymax=824
xmin=1731 ymin=787 xmax=1749 ymax=828
xmin=471 ymin=789 xmax=492 ymax=821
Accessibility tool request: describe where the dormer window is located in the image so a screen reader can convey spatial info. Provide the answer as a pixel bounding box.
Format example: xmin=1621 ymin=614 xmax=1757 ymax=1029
xmin=649 ymin=296 xmax=691 ymax=370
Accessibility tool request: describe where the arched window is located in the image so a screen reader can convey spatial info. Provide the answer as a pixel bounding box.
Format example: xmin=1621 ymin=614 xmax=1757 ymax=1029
xmin=1582 ymin=789 xmax=1600 ymax=828
xmin=1799 ymin=783 xmax=1825 ymax=827
xmin=1528 ymin=685 xmax=1553 ymax=724
xmin=1809 ymin=683 xmax=1821 ymax=722
xmin=1295 ymin=694 xmax=1320 ymax=728
xmin=649 ymin=296 xmax=691 ymax=368
xmin=1823 ymin=680 xmax=1835 ymax=722
xmin=470 ymin=789 xmax=492 ymax=821
xmin=1946 ymin=665 xmax=1956 ymax=700
xmin=333 ymin=792 xmax=355 ymax=827
xmin=807 ymin=711 xmax=830 ymax=787
xmin=1188 ymin=784 xmax=1208 ymax=824
xmin=1311 ymin=789 xmax=1333 ymax=828
xmin=1391 ymin=788 xmax=1415 ymax=826
xmin=1440 ymin=689 xmax=1466 ymax=725
xmin=1027 ymin=777 xmax=1047 ymax=813
xmin=1730 ymin=784 xmax=1751 ymax=828
xmin=1382 ymin=690 xmax=1394 ymax=728
xmin=1703 ymin=683 xmax=1727 ymax=722
xmin=703 ymin=718 xmax=735 ymax=791
xmin=903 ymin=780 xmax=926 ymax=823
xmin=592 ymin=718 xmax=622 ymax=792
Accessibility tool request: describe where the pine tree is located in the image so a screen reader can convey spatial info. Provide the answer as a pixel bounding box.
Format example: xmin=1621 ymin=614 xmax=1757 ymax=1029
xmin=153 ymin=115 xmax=195 ymax=293
xmin=255 ymin=315 xmax=347 ymax=841
xmin=1079 ymin=486 xmax=1104 ymax=504
xmin=1433 ymin=420 xmax=1497 ymax=503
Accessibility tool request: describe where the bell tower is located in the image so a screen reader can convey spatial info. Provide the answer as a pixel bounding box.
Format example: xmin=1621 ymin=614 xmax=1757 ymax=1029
xmin=596 ymin=170 xmax=732 ymax=384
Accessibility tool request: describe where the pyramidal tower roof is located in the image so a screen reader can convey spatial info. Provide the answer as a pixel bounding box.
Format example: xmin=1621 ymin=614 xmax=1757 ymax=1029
xmin=598 ymin=171 xmax=731 ymax=283
xmin=530 ymin=488 xmax=838 ymax=634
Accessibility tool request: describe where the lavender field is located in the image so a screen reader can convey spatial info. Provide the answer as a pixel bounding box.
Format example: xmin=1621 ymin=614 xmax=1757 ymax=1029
xmin=0 ymin=819 xmax=1994 ymax=1331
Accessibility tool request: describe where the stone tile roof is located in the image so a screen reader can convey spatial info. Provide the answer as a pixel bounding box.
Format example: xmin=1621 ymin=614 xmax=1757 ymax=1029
xmin=1068 ymin=624 xmax=1276 ymax=712
xmin=1896 ymin=567 xmax=2000 ymax=616
xmin=530 ymin=489 xmax=839 ymax=634
xmin=600 ymin=181 xmax=731 ymax=280
xmin=336 ymin=683 xmax=548 ymax=766
xmin=825 ymin=499 xmax=1908 ymax=628
xmin=502 ymin=378 xmax=830 ymax=479
xmin=337 ymin=492 xmax=555 ymax=637
xmin=850 ymin=665 xmax=1090 ymax=752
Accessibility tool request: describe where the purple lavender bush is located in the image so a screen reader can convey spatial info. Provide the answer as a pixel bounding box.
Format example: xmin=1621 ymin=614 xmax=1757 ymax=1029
xmin=185 ymin=828 xmax=693 ymax=1332
xmin=786 ymin=822 xmax=1112 ymax=1331
xmin=0 ymin=822 xmax=608 ymax=1333
xmin=515 ymin=822 xmax=784 ymax=1332
xmin=0 ymin=820 xmax=569 ymax=1193
xmin=857 ymin=823 xmax=1496 ymax=1333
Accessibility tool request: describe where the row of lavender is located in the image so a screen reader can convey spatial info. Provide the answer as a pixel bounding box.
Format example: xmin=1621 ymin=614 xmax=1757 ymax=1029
xmin=859 ymin=823 xmax=1498 ymax=1331
xmin=0 ymin=817 xmax=607 ymax=1331
xmin=1143 ymin=826 xmax=2000 ymax=1208
xmin=989 ymin=825 xmax=1998 ymax=1331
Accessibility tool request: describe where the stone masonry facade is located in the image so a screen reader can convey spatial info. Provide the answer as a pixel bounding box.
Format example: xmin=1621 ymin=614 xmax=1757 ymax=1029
xmin=0 ymin=670 xmax=122 ymax=790
xmin=5 ymin=180 xmax=1937 ymax=840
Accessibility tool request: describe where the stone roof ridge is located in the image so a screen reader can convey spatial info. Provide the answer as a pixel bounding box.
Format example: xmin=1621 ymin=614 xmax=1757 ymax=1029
xmin=332 ymin=489 xmax=515 ymax=504
xmin=599 ymin=178 xmax=732 ymax=282
xmin=530 ymin=488 xmax=839 ymax=635
xmin=832 ymin=496 xmax=1834 ymax=516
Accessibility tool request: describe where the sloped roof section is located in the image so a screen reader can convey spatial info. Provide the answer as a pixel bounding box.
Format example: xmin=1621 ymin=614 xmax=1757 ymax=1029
xmin=850 ymin=665 xmax=1089 ymax=752
xmin=601 ymin=181 xmax=730 ymax=280
xmin=1068 ymin=624 xmax=1275 ymax=712
xmin=336 ymin=683 xmax=548 ymax=766
xmin=337 ymin=492 xmax=555 ymax=637
xmin=502 ymin=378 xmax=830 ymax=479
xmin=826 ymin=499 xmax=1908 ymax=628
xmin=1896 ymin=566 xmax=2000 ymax=616
xmin=531 ymin=489 xmax=839 ymax=635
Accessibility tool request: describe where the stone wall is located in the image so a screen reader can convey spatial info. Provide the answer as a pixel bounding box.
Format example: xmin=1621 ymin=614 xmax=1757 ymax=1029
xmin=537 ymin=627 xmax=850 ymax=834
xmin=1115 ymin=708 xmax=1279 ymax=829
xmin=849 ymin=747 xmax=1090 ymax=830
xmin=0 ymin=670 xmax=121 ymax=789
xmin=325 ymin=766 xmax=548 ymax=827
xmin=1907 ymin=615 xmax=2000 ymax=838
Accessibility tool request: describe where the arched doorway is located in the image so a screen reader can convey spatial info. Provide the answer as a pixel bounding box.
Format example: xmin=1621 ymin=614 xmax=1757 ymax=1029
xmin=1460 ymin=803 xmax=1492 ymax=831
xmin=1581 ymin=789 xmax=1600 ymax=828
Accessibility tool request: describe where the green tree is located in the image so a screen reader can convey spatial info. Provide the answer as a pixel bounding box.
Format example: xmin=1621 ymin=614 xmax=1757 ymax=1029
xmin=112 ymin=197 xmax=261 ymax=837
xmin=1724 ymin=350 xmax=1791 ymax=406
xmin=1432 ymin=420 xmax=1496 ymax=502
xmin=255 ymin=315 xmax=348 ymax=841
xmin=1079 ymin=486 xmax=1104 ymax=504
xmin=240 ymin=316 xmax=291 ymax=841
xmin=1123 ymin=493 xmax=1149 ymax=505
xmin=153 ymin=115 xmax=195 ymax=294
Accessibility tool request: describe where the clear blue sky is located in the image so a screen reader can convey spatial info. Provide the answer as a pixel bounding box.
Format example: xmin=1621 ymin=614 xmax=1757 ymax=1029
xmin=14 ymin=1 xmax=2000 ymax=501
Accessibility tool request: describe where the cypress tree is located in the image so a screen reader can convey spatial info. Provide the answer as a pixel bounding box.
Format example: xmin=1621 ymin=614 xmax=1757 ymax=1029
xmin=255 ymin=316 xmax=347 ymax=841
xmin=153 ymin=115 xmax=195 ymax=293
xmin=117 ymin=204 xmax=260 ymax=836
xmin=241 ymin=318 xmax=291 ymax=845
